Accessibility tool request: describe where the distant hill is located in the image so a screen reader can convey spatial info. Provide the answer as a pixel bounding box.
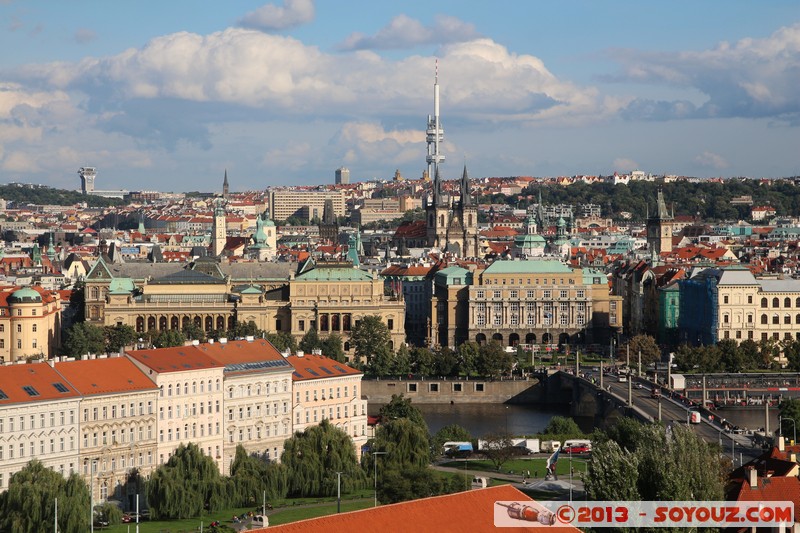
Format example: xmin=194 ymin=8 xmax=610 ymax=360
xmin=0 ymin=183 xmax=123 ymax=208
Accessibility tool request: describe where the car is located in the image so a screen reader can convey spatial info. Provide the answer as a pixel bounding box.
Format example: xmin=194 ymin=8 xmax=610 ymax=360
xmin=510 ymin=445 xmax=532 ymax=456
xmin=635 ymin=382 xmax=644 ymax=389
xmin=563 ymin=445 xmax=591 ymax=454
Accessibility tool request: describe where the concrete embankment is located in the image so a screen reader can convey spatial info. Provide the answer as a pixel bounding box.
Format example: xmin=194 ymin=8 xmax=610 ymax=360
xmin=362 ymin=377 xmax=543 ymax=404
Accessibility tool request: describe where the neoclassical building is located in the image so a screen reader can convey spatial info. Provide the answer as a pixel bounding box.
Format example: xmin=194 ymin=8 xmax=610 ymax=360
xmin=431 ymin=259 xmax=622 ymax=349
xmin=0 ymin=285 xmax=62 ymax=362
xmin=83 ymin=256 xmax=405 ymax=360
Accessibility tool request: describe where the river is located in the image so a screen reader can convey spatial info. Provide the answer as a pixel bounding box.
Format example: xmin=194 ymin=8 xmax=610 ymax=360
xmin=369 ymin=402 xmax=574 ymax=437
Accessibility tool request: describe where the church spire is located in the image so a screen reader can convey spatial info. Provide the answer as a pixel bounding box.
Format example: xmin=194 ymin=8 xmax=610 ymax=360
xmin=222 ymin=169 xmax=229 ymax=198
xmin=460 ymin=164 xmax=473 ymax=207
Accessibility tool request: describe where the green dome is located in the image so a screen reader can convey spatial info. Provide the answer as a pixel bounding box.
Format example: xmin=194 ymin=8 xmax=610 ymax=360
xmin=9 ymin=287 xmax=42 ymax=303
xmin=264 ymin=219 xmax=275 ymax=227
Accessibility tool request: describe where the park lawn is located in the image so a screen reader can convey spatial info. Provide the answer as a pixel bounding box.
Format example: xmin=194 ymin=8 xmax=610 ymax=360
xmin=268 ymin=499 xmax=374 ymax=525
xmin=441 ymin=457 xmax=587 ymax=477
xmin=103 ymin=506 xmax=252 ymax=533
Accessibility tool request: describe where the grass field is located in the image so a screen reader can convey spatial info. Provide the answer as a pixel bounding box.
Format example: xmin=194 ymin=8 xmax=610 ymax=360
xmin=101 ymin=491 xmax=375 ymax=532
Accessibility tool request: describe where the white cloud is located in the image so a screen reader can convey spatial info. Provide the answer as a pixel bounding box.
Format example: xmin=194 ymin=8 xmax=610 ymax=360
xmin=337 ymin=14 xmax=479 ymax=50
xmin=693 ymin=150 xmax=729 ymax=169
xmin=609 ymin=23 xmax=800 ymax=121
xmin=2 ymin=151 xmax=40 ymax=172
xmin=238 ymin=0 xmax=314 ymax=31
xmin=262 ymin=142 xmax=311 ymax=171
xmin=612 ymin=158 xmax=639 ymax=173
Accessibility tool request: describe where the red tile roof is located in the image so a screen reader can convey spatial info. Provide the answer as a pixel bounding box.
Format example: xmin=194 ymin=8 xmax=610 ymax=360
xmin=127 ymin=345 xmax=225 ymax=374
xmin=285 ymin=353 xmax=361 ymax=381
xmin=0 ymin=362 xmax=80 ymax=405
xmin=260 ymin=485 xmax=574 ymax=533
xmin=54 ymin=357 xmax=157 ymax=395
xmin=193 ymin=339 xmax=294 ymax=376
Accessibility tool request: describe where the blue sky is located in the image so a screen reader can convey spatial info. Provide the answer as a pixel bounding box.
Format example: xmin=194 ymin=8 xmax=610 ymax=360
xmin=0 ymin=1 xmax=798 ymax=192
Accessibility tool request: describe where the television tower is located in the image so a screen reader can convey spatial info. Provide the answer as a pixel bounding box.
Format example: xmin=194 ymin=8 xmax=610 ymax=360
xmin=426 ymin=60 xmax=445 ymax=188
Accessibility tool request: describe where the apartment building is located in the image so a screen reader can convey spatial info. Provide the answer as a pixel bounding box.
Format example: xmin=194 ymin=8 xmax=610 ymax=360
xmin=194 ymin=338 xmax=294 ymax=470
xmin=0 ymin=362 xmax=81 ymax=492
xmin=269 ymin=190 xmax=346 ymax=223
xmin=286 ymin=351 xmax=368 ymax=458
xmin=126 ymin=346 xmax=226 ymax=472
xmin=54 ymin=356 xmax=159 ymax=507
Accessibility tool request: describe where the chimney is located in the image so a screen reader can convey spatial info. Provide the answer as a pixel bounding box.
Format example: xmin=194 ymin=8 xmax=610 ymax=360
xmin=296 ymin=350 xmax=304 ymax=358
xmin=246 ymin=335 xmax=254 ymax=342
xmin=779 ymin=436 xmax=785 ymax=452
xmin=209 ymin=338 xmax=214 ymax=344
xmin=192 ymin=339 xmax=200 ymax=346
xmin=219 ymin=338 xmax=228 ymax=344
xmin=747 ymin=466 xmax=758 ymax=488
xmin=48 ymin=359 xmax=55 ymax=368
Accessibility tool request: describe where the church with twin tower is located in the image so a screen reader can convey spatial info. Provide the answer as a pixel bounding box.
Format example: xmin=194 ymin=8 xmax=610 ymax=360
xmin=424 ymin=65 xmax=480 ymax=258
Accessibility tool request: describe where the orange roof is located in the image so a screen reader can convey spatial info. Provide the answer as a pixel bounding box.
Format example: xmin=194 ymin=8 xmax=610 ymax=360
xmin=730 ymin=477 xmax=800 ymax=519
xmin=127 ymin=345 xmax=224 ymax=374
xmin=195 ymin=339 xmax=293 ymax=375
xmin=0 ymin=362 xmax=80 ymax=405
xmin=260 ymin=485 xmax=577 ymax=533
xmin=285 ymin=353 xmax=361 ymax=381
xmin=54 ymin=357 xmax=157 ymax=395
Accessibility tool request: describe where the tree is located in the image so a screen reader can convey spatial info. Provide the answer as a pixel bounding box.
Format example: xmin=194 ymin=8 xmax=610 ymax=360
xmin=96 ymin=501 xmax=123 ymax=525
xmin=718 ymin=339 xmax=745 ymax=372
xmin=626 ymin=334 xmax=661 ymax=366
xmin=299 ymin=328 xmax=322 ymax=353
xmin=321 ymin=333 xmax=346 ymax=363
xmin=147 ymin=443 xmax=230 ymax=519
xmin=779 ymin=398 xmax=800 ymax=436
xmin=586 ymin=419 xmax=724 ymax=506
xmin=435 ymin=346 xmax=459 ymax=376
xmin=280 ymin=420 xmax=366 ymax=497
xmin=476 ymin=341 xmax=514 ymax=378
xmin=0 ymin=460 xmax=90 ymax=533
xmin=377 ymin=466 xmax=461 ymax=505
xmin=432 ymin=424 xmax=472 ymax=454
xmin=151 ymin=329 xmax=186 ymax=349
xmin=367 ymin=345 xmax=393 ymax=378
xmin=104 ymin=324 xmax=137 ymax=353
xmin=480 ymin=432 xmax=515 ymax=471
xmin=457 ymin=341 xmax=480 ymax=376
xmin=541 ymin=416 xmax=582 ymax=438
xmin=227 ymin=320 xmax=262 ymax=339
xmin=410 ymin=346 xmax=436 ymax=376
xmin=62 ymin=322 xmax=106 ymax=356
xmin=391 ymin=344 xmax=411 ymax=375
xmin=228 ymin=445 xmax=288 ymax=505
xmin=350 ymin=315 xmax=391 ymax=365
xmin=181 ymin=323 xmax=206 ymax=343
xmin=265 ymin=332 xmax=297 ymax=353
xmin=378 ymin=394 xmax=427 ymax=431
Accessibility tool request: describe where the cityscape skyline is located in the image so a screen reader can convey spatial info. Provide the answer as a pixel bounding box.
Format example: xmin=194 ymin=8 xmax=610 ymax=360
xmin=0 ymin=1 xmax=798 ymax=191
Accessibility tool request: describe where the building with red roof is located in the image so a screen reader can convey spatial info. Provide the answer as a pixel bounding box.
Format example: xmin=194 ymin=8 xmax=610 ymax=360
xmin=285 ymin=351 xmax=368 ymax=457
xmin=0 ymin=362 xmax=81 ymax=493
xmin=195 ymin=338 xmax=295 ymax=468
xmin=54 ymin=356 xmax=158 ymax=506
xmin=127 ymin=345 xmax=226 ymax=472
xmin=258 ymin=485 xmax=580 ymax=533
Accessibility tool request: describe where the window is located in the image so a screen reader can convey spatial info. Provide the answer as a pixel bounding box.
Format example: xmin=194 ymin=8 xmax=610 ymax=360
xmin=429 ymin=383 xmax=439 ymax=392
xmin=476 ymin=290 xmax=484 ymax=299
xmin=723 ymin=295 xmax=729 ymax=304
xmin=723 ymin=314 xmax=729 ymax=324
xmin=773 ymin=297 xmax=780 ymax=307
xmin=493 ymin=290 xmax=501 ymax=299
xmin=298 ymin=320 xmax=305 ymax=331
xmin=773 ymin=314 xmax=779 ymax=325
xmin=576 ymin=290 xmax=585 ymax=298
xmin=748 ymin=295 xmax=753 ymax=304
xmin=543 ymin=290 xmax=551 ymax=298
xmin=761 ymin=298 xmax=768 ymax=308
xmin=786 ymin=297 xmax=792 ymax=308
xmin=408 ymin=383 xmax=417 ymax=392
xmin=32 ymin=324 xmax=37 ymax=332
xmin=786 ymin=314 xmax=792 ymax=324
xmin=475 ymin=383 xmax=485 ymax=392
xmin=560 ymin=290 xmax=568 ymax=299
xmin=388 ymin=319 xmax=394 ymax=330
xmin=510 ymin=290 xmax=518 ymax=299
xmin=16 ymin=324 xmax=22 ymax=333
xmin=761 ymin=314 xmax=768 ymax=324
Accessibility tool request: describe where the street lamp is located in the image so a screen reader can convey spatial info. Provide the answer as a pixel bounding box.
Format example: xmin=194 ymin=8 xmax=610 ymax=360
xmin=372 ymin=451 xmax=387 ymax=508
xmin=335 ymin=472 xmax=344 ymax=514
xmin=779 ymin=416 xmax=797 ymax=445
xmin=89 ymin=459 xmax=97 ymax=533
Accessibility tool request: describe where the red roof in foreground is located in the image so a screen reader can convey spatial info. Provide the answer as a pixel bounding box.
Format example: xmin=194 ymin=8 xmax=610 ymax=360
xmin=55 ymin=357 xmax=157 ymax=395
xmin=286 ymin=353 xmax=361 ymax=381
xmin=0 ymin=363 xmax=80 ymax=405
xmin=258 ymin=485 xmax=579 ymax=533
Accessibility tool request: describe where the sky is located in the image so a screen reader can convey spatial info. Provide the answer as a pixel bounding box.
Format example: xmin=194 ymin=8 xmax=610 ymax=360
xmin=0 ymin=1 xmax=799 ymax=192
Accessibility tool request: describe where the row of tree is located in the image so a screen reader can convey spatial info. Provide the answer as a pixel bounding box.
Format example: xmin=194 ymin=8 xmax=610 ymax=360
xmin=672 ymin=338 xmax=800 ymax=373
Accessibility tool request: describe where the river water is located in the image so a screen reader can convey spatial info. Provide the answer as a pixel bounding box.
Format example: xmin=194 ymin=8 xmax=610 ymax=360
xmin=369 ymin=402 xmax=573 ymax=437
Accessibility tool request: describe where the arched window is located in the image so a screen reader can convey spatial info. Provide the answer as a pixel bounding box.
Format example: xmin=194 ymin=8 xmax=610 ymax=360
xmin=136 ymin=317 xmax=144 ymax=332
xmin=761 ymin=314 xmax=768 ymax=324
xmin=171 ymin=316 xmax=179 ymax=330
xmin=216 ymin=316 xmax=225 ymax=331
xmin=159 ymin=317 xmax=167 ymax=330
xmin=147 ymin=317 xmax=156 ymax=330
xmin=786 ymin=297 xmax=792 ymax=308
xmin=773 ymin=314 xmax=779 ymax=325
xmin=786 ymin=314 xmax=792 ymax=324
xmin=796 ymin=314 xmax=800 ymax=324
xmin=773 ymin=297 xmax=780 ymax=308
xmin=761 ymin=298 xmax=768 ymax=308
